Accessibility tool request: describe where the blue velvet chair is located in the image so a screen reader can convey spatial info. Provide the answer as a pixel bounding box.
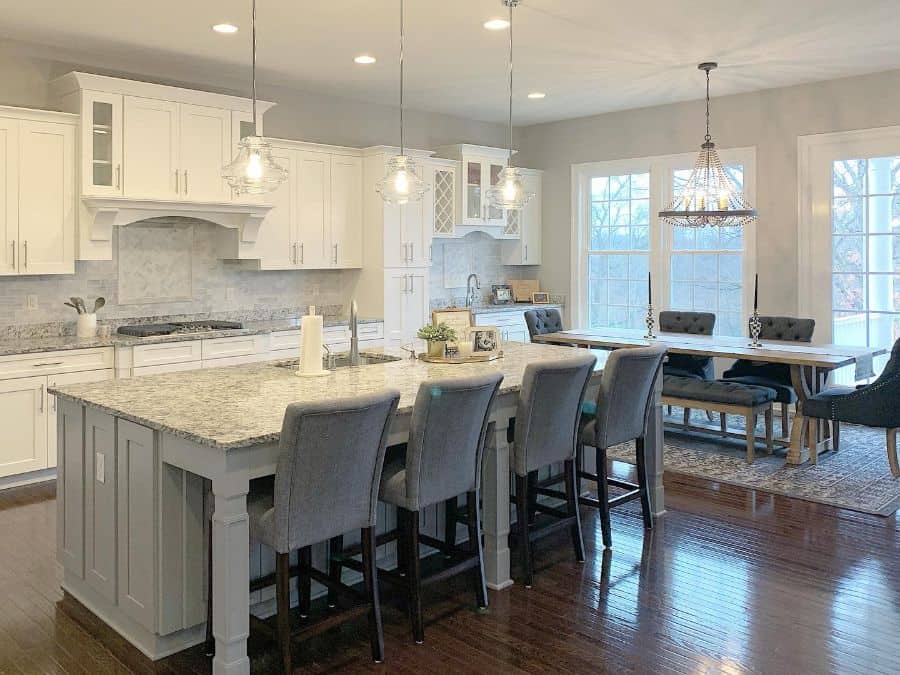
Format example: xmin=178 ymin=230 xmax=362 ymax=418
xmin=723 ymin=316 xmax=815 ymax=437
xmin=802 ymin=337 xmax=900 ymax=475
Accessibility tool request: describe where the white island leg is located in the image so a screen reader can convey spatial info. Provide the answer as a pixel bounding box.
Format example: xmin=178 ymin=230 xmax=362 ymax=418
xmin=481 ymin=412 xmax=514 ymax=590
xmin=212 ymin=474 xmax=251 ymax=675
xmin=644 ymin=369 xmax=666 ymax=515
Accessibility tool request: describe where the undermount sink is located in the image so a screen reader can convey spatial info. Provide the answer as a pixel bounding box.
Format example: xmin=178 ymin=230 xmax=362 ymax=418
xmin=276 ymin=352 xmax=402 ymax=371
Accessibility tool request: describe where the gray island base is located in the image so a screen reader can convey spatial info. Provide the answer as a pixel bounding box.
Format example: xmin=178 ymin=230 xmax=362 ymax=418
xmin=51 ymin=342 xmax=664 ymax=675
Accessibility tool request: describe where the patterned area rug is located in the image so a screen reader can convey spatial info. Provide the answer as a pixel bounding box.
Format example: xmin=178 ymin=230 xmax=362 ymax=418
xmin=608 ymin=411 xmax=900 ymax=516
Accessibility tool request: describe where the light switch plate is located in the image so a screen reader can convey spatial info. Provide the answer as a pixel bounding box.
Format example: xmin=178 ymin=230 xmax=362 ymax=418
xmin=25 ymin=295 xmax=38 ymax=311
xmin=95 ymin=452 xmax=105 ymax=483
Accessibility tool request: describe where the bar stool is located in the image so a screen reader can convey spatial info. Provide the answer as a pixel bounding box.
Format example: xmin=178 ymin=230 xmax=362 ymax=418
xmin=342 ymin=373 xmax=502 ymax=645
xmin=579 ymin=345 xmax=667 ymax=549
xmin=510 ymin=353 xmax=597 ymax=587
xmin=206 ymin=390 xmax=400 ymax=672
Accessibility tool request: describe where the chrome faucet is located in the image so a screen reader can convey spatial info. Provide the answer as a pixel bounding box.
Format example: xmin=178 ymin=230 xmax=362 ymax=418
xmin=349 ymin=299 xmax=360 ymax=366
xmin=466 ymin=274 xmax=481 ymax=307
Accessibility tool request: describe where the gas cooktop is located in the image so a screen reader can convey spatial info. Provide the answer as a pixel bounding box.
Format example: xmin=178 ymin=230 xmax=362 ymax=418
xmin=117 ymin=320 xmax=244 ymax=338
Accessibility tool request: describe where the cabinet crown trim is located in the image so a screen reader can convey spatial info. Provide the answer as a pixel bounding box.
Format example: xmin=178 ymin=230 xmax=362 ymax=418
xmin=0 ymin=105 xmax=78 ymax=125
xmin=81 ymin=197 xmax=273 ymax=243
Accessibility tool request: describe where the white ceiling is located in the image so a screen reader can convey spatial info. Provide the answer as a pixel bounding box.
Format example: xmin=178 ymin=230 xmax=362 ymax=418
xmin=3 ymin=0 xmax=900 ymax=125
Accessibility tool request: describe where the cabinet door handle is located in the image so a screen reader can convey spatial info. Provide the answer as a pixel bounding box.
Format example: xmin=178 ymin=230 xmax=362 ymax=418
xmin=524 ymin=244 xmax=528 ymax=261
xmin=408 ymin=274 xmax=414 ymax=294
xmin=50 ymin=381 xmax=57 ymax=413
xmin=10 ymin=240 xmax=14 ymax=269
xmin=39 ymin=384 xmax=44 ymax=413
xmin=23 ymin=241 xmax=27 ymax=269
xmin=429 ymin=243 xmax=433 ymax=263
xmin=407 ymin=242 xmax=414 ymax=263
xmin=175 ymin=169 xmax=180 ymax=193
xmin=299 ymin=242 xmax=304 ymax=265
xmin=183 ymin=170 xmax=188 ymax=195
xmin=401 ymin=274 xmax=408 ymax=294
xmin=115 ymin=164 xmax=121 ymax=189
xmin=290 ymin=243 xmax=295 ymax=265
xmin=333 ymin=243 xmax=338 ymax=265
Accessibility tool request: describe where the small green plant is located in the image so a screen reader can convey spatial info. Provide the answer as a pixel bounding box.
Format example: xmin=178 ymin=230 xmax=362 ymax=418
xmin=417 ymin=322 xmax=457 ymax=343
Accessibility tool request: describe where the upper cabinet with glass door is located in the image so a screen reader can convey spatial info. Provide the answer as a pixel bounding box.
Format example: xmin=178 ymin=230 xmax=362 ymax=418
xmin=434 ymin=145 xmax=509 ymax=230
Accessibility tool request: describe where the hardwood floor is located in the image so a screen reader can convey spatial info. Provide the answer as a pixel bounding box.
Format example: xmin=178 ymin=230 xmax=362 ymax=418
xmin=1 ymin=466 xmax=898 ymax=674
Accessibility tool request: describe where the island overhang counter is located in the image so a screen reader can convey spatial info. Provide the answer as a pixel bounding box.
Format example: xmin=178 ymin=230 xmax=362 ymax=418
xmin=50 ymin=342 xmax=664 ymax=675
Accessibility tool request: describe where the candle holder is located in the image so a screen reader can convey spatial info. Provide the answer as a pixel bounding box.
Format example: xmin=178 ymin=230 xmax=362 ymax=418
xmin=644 ymin=304 xmax=656 ymax=339
xmin=748 ymin=310 xmax=763 ymax=348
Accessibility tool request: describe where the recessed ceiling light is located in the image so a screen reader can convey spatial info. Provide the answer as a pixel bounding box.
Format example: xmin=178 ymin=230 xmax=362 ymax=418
xmin=212 ymin=23 xmax=239 ymax=34
xmin=528 ymin=92 xmax=546 ymax=99
xmin=354 ymin=55 xmax=377 ymax=64
xmin=483 ymin=18 xmax=510 ymax=30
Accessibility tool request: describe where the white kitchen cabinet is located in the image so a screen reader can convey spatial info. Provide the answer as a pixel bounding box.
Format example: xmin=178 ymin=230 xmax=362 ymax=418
xmin=296 ymin=150 xmax=331 ymax=268
xmin=179 ymin=104 xmax=232 ymax=202
xmin=254 ymin=147 xmax=295 ymax=269
xmin=501 ymin=169 xmax=543 ymax=265
xmin=81 ymin=91 xmax=124 ymax=196
xmin=383 ymin=192 xmax=429 ymax=268
xmin=0 ymin=109 xmax=76 ymax=276
xmin=0 ymin=376 xmax=48 ymax=478
xmin=123 ymin=96 xmax=180 ymax=200
xmin=330 ymin=154 xmax=363 ymax=268
xmin=384 ymin=269 xmax=429 ymax=346
xmin=476 ymin=310 xmax=531 ymax=344
xmin=434 ymin=145 xmax=508 ymax=229
xmin=424 ymin=159 xmax=457 ymax=239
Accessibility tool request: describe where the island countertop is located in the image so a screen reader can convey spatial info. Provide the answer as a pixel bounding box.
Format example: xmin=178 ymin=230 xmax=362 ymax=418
xmin=51 ymin=342 xmax=605 ymax=451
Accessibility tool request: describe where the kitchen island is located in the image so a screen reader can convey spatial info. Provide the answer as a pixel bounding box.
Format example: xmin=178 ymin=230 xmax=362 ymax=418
xmin=51 ymin=342 xmax=664 ymax=674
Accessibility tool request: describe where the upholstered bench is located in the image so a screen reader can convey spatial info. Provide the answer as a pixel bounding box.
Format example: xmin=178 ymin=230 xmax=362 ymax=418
xmin=662 ymin=375 xmax=776 ymax=463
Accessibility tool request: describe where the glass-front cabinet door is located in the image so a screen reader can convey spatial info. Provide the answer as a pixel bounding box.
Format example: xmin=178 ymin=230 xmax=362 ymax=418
xmin=485 ymin=162 xmax=505 ymax=225
xmin=82 ymin=91 xmax=122 ymax=196
xmin=463 ymin=159 xmax=483 ymax=224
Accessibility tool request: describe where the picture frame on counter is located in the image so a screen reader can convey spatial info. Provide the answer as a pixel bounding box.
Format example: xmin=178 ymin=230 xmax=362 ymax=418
xmin=431 ymin=307 xmax=474 ymax=340
xmin=531 ymin=291 xmax=551 ymax=304
xmin=491 ymin=284 xmax=514 ymax=305
xmin=468 ymin=326 xmax=502 ymax=356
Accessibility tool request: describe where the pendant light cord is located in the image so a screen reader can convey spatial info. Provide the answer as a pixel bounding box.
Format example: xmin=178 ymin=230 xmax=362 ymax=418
xmin=399 ymin=0 xmax=405 ymax=156
xmin=704 ymin=66 xmax=711 ymax=144
xmin=251 ymin=0 xmax=257 ymax=132
xmin=507 ymin=0 xmax=514 ymax=165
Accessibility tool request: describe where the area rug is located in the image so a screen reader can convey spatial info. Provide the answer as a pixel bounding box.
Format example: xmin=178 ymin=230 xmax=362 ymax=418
xmin=607 ymin=411 xmax=900 ymax=516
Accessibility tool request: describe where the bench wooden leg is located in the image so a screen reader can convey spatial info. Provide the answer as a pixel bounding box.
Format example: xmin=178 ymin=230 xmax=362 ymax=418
xmin=765 ymin=407 xmax=774 ymax=452
xmin=832 ymin=421 xmax=840 ymax=452
xmin=683 ymin=407 xmax=691 ymax=428
xmin=719 ymin=413 xmax=727 ymax=436
xmin=807 ymin=416 xmax=818 ymax=465
xmin=745 ymin=414 xmax=755 ymax=463
xmin=887 ymin=428 xmax=900 ymax=478
xmin=780 ymin=403 xmax=789 ymax=438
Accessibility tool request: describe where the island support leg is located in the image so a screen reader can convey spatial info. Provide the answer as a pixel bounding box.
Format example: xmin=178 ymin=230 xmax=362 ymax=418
xmin=644 ymin=368 xmax=666 ymax=516
xmin=481 ymin=417 xmax=513 ymax=590
xmin=211 ymin=475 xmax=251 ymax=675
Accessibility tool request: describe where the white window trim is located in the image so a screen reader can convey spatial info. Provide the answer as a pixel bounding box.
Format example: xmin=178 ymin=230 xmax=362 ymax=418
xmin=570 ymin=147 xmax=758 ymax=329
xmin=798 ymin=125 xmax=900 ymax=342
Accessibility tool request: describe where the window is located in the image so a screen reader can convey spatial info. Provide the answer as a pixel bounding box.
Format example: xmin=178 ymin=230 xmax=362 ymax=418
xmin=588 ymin=172 xmax=650 ymax=329
xmin=571 ymin=149 xmax=756 ymax=335
xmin=831 ymin=156 xmax=899 ymax=375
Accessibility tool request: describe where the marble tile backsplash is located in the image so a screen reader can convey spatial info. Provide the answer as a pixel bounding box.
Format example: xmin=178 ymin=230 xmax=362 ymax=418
xmin=0 ymin=218 xmax=352 ymax=336
xmin=429 ymin=232 xmax=538 ymax=308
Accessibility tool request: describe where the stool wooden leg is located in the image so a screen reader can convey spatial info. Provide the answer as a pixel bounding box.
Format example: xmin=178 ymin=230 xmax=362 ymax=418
xmin=595 ymin=446 xmax=612 ymax=549
xmin=781 ymin=403 xmax=789 ymax=438
xmin=275 ymin=552 xmax=293 ymax=674
xmin=527 ymin=471 xmax=538 ymax=524
xmin=745 ymin=414 xmax=756 ymax=464
xmin=887 ymin=428 xmax=900 ymax=478
xmin=564 ymin=459 xmax=585 ymax=562
xmin=832 ymin=421 xmax=840 ymax=452
xmin=298 ymin=546 xmax=311 ymax=619
xmin=443 ymin=498 xmax=457 ymax=557
xmin=635 ymin=438 xmax=653 ymax=530
xmin=514 ymin=474 xmax=533 ymax=587
xmin=466 ymin=490 xmax=488 ymax=609
xmin=720 ymin=413 xmax=727 ymax=436
xmin=361 ymin=528 xmax=385 ymax=663
xmin=405 ymin=510 xmax=424 ymax=644
xmin=327 ymin=536 xmax=343 ymax=608
xmin=765 ymin=407 xmax=774 ymax=452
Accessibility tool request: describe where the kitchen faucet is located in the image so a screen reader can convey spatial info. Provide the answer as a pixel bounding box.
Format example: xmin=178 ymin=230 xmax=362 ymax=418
xmin=350 ymin=299 xmax=360 ymax=366
xmin=466 ymin=273 xmax=480 ymax=307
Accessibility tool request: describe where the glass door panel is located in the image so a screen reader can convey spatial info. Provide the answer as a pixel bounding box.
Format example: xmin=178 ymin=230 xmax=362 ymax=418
xmin=486 ymin=163 xmax=504 ymax=222
xmin=91 ymin=101 xmax=114 ymax=188
xmin=466 ymin=160 xmax=482 ymax=221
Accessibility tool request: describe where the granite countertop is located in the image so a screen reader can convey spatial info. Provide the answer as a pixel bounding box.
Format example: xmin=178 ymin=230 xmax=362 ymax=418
xmin=0 ymin=317 xmax=382 ymax=358
xmin=51 ymin=342 xmax=605 ymax=451
xmin=468 ymin=303 xmax=563 ymax=315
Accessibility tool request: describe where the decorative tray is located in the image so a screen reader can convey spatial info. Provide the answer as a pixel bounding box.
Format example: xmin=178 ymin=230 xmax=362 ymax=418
xmin=418 ymin=351 xmax=503 ymax=364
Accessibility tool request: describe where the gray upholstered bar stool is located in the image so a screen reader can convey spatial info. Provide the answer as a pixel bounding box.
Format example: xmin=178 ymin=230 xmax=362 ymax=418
xmin=579 ymin=345 xmax=667 ymax=549
xmin=371 ymin=373 xmax=502 ymax=644
xmin=659 ymin=310 xmax=716 ymax=425
xmin=510 ymin=353 xmax=597 ymax=588
xmin=524 ymin=307 xmax=564 ymax=341
xmin=208 ymin=390 xmax=400 ymax=672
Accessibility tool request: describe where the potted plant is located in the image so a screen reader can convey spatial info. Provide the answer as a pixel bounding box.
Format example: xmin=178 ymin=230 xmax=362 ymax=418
xmin=417 ymin=323 xmax=457 ymax=358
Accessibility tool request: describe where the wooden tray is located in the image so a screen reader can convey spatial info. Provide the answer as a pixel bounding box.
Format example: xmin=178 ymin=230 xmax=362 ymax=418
xmin=418 ymin=351 xmax=503 ymax=364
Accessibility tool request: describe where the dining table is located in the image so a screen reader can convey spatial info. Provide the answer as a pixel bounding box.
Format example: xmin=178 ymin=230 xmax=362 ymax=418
xmin=532 ymin=327 xmax=886 ymax=464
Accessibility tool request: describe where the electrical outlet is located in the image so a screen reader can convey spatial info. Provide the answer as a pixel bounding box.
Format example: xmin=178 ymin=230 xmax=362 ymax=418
xmin=95 ymin=452 xmax=105 ymax=484
xmin=25 ymin=295 xmax=38 ymax=311
xmin=225 ymin=287 xmax=235 ymax=302
xmin=311 ymin=284 xmax=321 ymax=296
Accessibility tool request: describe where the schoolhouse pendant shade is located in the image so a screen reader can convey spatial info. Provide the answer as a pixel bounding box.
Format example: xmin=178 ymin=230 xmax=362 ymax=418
xmin=222 ymin=0 xmax=288 ymax=195
xmin=658 ymin=63 xmax=757 ymax=228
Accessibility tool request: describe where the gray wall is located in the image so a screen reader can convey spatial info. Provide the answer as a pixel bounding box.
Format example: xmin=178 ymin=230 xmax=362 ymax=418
xmin=517 ymin=68 xmax=900 ymax=316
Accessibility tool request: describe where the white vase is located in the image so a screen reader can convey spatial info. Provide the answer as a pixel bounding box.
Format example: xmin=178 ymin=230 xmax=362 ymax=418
xmin=77 ymin=313 xmax=98 ymax=338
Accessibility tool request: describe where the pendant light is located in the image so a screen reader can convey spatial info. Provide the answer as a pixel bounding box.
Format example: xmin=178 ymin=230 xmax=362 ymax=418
xmin=222 ymin=0 xmax=288 ymax=195
xmin=486 ymin=0 xmax=533 ymax=211
xmin=658 ymin=63 xmax=756 ymax=228
xmin=376 ymin=0 xmax=428 ymax=205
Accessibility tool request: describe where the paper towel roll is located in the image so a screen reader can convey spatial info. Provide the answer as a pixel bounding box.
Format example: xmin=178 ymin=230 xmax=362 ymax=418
xmin=299 ymin=313 xmax=326 ymax=376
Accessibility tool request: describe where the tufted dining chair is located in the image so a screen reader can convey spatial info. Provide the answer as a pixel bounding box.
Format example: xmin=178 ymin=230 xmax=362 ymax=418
xmin=524 ymin=308 xmax=564 ymax=341
xmin=723 ymin=316 xmax=815 ymax=437
xmin=659 ymin=311 xmax=716 ymax=425
xmin=802 ymin=337 xmax=900 ymax=474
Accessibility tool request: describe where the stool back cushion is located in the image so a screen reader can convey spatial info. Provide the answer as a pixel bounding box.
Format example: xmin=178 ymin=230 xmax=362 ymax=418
xmin=405 ymin=373 xmax=503 ymax=510
xmin=513 ymin=353 xmax=597 ymax=476
xmin=590 ymin=345 xmax=667 ymax=449
xmin=659 ymin=311 xmax=716 ymax=380
xmin=524 ymin=308 xmax=563 ymax=340
xmin=272 ymin=389 xmax=400 ymax=552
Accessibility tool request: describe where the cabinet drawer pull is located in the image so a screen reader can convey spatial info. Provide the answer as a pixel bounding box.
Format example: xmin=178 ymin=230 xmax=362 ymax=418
xmin=116 ymin=164 xmax=121 ymax=189
xmin=175 ymin=169 xmax=180 ymax=193
xmin=184 ymin=170 xmax=188 ymax=195
xmin=39 ymin=384 xmax=44 ymax=413
xmin=23 ymin=241 xmax=27 ymax=269
xmin=32 ymin=362 xmax=64 ymax=368
xmin=10 ymin=240 xmax=14 ymax=269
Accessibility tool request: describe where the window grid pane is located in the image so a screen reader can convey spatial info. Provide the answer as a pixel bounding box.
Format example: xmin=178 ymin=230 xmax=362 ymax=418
xmin=831 ymin=156 xmax=900 ymax=382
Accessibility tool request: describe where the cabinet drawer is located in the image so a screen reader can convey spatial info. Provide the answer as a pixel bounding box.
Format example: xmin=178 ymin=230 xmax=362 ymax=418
xmin=0 ymin=348 xmax=114 ymax=380
xmin=475 ymin=312 xmax=526 ymax=327
xmin=132 ymin=341 xmax=202 ymax=368
xmin=201 ymin=353 xmax=267 ymax=369
xmin=323 ymin=326 xmax=350 ymax=345
xmin=357 ymin=323 xmax=384 ymax=341
xmin=270 ymin=330 xmax=300 ymax=352
xmin=201 ymin=334 xmax=268 ymax=361
xmin=133 ymin=361 xmax=201 ymax=377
